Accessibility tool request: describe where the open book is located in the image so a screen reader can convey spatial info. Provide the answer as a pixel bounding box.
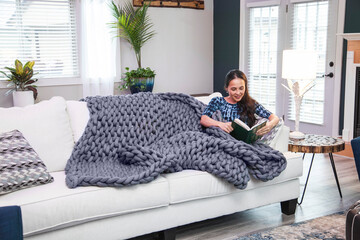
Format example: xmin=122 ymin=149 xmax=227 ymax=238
xmin=230 ymin=118 xmax=267 ymax=144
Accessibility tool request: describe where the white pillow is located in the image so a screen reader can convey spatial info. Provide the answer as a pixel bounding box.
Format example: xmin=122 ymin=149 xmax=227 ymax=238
xmin=66 ymin=101 xmax=90 ymax=142
xmin=195 ymin=92 xmax=223 ymax=105
xmin=0 ymin=97 xmax=75 ymax=172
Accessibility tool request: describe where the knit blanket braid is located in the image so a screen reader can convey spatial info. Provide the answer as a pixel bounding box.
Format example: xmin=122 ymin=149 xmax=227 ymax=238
xmin=65 ymin=92 xmax=287 ymax=189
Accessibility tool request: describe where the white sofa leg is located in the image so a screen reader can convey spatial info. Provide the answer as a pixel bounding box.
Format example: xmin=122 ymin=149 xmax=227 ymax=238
xmin=158 ymin=227 xmax=176 ymax=240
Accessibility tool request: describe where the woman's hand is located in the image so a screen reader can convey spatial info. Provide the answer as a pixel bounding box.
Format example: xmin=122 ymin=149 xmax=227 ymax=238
xmin=200 ymin=115 xmax=233 ymax=133
xmin=256 ymin=114 xmax=279 ymax=136
xmin=256 ymin=122 xmax=273 ymax=136
xmin=218 ymin=122 xmax=234 ymax=133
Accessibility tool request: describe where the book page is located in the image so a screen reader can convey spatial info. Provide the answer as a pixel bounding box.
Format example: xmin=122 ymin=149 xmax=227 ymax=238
xmin=233 ymin=118 xmax=250 ymax=131
xmin=250 ymin=119 xmax=267 ymax=130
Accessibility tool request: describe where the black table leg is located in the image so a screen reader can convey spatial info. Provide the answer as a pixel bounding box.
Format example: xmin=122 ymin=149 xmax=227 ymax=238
xmin=298 ymin=153 xmax=315 ymax=205
xmin=328 ymin=152 xmax=343 ymax=198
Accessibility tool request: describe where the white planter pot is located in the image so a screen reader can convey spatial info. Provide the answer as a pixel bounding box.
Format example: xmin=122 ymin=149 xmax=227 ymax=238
xmin=12 ymin=91 xmax=34 ymax=107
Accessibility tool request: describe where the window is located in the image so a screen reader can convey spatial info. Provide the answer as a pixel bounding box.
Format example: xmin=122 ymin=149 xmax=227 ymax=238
xmin=247 ymin=5 xmax=279 ymax=114
xmin=0 ymin=0 xmax=79 ymax=80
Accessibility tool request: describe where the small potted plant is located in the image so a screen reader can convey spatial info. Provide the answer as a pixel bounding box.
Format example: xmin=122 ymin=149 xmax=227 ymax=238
xmin=110 ymin=0 xmax=156 ymax=94
xmin=0 ymin=59 xmax=38 ymax=107
xmin=120 ymin=67 xmax=155 ymax=92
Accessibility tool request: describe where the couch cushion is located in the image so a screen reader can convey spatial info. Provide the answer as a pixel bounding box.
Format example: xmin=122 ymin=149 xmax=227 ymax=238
xmin=0 ymin=171 xmax=169 ymax=236
xmin=0 ymin=97 xmax=74 ymax=172
xmin=162 ymin=152 xmax=302 ymax=204
xmin=0 ymin=130 xmax=53 ymax=195
xmin=194 ymin=92 xmax=222 ymax=105
xmin=66 ymin=101 xmax=90 ymax=142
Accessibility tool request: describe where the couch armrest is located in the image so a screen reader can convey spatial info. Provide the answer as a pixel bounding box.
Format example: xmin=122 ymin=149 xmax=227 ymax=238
xmin=271 ymin=125 xmax=290 ymax=153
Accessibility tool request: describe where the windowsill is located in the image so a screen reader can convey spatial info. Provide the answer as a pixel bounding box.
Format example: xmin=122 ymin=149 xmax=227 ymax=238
xmin=0 ymin=77 xmax=82 ymax=89
xmin=287 ymin=119 xmax=324 ymax=126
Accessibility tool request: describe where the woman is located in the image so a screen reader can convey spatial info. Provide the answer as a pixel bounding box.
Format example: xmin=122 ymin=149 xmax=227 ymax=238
xmin=200 ymin=69 xmax=279 ymax=136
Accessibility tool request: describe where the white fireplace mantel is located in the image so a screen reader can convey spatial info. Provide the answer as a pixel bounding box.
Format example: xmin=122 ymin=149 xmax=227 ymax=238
xmin=337 ymin=33 xmax=360 ymax=41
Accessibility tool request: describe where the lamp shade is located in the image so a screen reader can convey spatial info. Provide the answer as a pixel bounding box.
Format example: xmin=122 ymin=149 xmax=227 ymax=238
xmin=282 ymin=50 xmax=317 ymax=80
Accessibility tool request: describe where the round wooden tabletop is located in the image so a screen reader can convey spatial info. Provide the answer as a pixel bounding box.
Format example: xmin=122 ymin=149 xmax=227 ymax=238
xmin=288 ymin=134 xmax=345 ymax=153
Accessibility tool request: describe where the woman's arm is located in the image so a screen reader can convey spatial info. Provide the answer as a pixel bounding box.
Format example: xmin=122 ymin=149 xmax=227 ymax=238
xmin=256 ymin=113 xmax=279 ymax=136
xmin=200 ymin=115 xmax=233 ymax=133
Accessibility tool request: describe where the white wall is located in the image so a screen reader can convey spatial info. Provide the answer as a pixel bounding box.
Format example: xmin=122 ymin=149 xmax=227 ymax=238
xmin=119 ymin=0 xmax=213 ymax=95
xmin=0 ymin=0 xmax=213 ymax=107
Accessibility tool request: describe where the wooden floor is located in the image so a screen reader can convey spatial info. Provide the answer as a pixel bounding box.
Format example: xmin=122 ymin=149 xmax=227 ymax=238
xmin=133 ymin=154 xmax=360 ymax=240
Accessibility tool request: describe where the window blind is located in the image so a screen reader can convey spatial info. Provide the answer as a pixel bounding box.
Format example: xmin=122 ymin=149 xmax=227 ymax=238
xmin=288 ymin=1 xmax=330 ymax=124
xmin=247 ymin=5 xmax=279 ymax=114
xmin=0 ymin=0 xmax=79 ymax=80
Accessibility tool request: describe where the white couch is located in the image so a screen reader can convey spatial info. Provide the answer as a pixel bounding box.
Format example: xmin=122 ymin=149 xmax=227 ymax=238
xmin=0 ymin=93 xmax=303 ymax=240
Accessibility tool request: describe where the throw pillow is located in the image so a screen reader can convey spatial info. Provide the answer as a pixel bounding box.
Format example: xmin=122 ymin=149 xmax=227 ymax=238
xmin=0 ymin=130 xmax=54 ymax=195
xmin=0 ymin=96 xmax=75 ymax=172
xmin=257 ymin=118 xmax=284 ymax=145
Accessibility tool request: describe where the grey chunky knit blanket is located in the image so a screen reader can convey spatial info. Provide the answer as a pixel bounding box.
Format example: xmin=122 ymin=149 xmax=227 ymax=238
xmin=65 ymin=92 xmax=286 ymax=189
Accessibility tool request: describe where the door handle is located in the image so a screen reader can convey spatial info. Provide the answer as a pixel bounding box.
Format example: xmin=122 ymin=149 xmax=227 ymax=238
xmin=322 ymin=72 xmax=334 ymax=78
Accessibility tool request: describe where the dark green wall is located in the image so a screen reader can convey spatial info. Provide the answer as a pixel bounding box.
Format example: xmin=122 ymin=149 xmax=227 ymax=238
xmin=339 ymin=0 xmax=360 ymax=135
xmin=213 ymin=0 xmax=240 ymax=95
xmin=344 ymin=0 xmax=360 ymax=33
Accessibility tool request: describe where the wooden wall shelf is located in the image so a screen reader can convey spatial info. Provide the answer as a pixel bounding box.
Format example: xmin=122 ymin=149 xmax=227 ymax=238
xmin=133 ymin=0 xmax=204 ymax=10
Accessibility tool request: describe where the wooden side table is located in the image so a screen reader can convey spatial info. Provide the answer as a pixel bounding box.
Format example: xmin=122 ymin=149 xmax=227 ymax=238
xmin=288 ymin=134 xmax=345 ymax=205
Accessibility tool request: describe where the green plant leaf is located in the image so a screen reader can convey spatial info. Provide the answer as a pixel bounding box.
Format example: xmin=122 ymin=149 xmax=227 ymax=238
xmin=24 ymin=61 xmax=35 ymax=70
xmin=24 ymin=85 xmax=38 ymax=100
xmin=6 ymin=82 xmax=15 ymax=88
xmin=5 ymin=67 xmax=17 ymax=75
xmin=5 ymin=88 xmax=15 ymax=96
xmin=109 ymin=1 xmax=120 ymax=19
xmin=15 ymin=59 xmax=23 ymax=75
xmin=24 ymin=79 xmax=37 ymax=85
xmin=109 ymin=0 xmax=155 ymax=69
xmin=0 ymin=71 xmax=13 ymax=80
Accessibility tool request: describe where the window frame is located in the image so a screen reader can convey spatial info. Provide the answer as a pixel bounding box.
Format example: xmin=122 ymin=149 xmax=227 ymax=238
xmin=240 ymin=0 xmax=338 ymax=132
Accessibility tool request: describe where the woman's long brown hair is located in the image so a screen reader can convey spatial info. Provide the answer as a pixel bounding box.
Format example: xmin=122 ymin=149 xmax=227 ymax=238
xmin=224 ymin=69 xmax=257 ymax=128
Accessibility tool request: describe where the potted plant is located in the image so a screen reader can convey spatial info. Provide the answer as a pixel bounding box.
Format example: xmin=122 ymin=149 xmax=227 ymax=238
xmin=0 ymin=59 xmax=38 ymax=107
xmin=110 ymin=0 xmax=156 ymax=94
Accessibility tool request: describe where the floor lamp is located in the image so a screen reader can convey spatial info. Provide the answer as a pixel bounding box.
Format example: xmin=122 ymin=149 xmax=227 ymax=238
xmin=282 ymin=50 xmax=317 ymax=140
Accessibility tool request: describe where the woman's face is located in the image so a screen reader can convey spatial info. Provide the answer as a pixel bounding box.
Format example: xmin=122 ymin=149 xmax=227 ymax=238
xmin=226 ymin=78 xmax=246 ymax=103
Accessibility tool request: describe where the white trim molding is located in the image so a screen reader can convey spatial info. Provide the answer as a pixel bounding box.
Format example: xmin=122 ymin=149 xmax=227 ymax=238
xmin=338 ymin=33 xmax=360 ymax=41
xmin=332 ymin=0 xmax=347 ymax=138
xmin=290 ymin=0 xmax=323 ymax=3
xmin=246 ymin=0 xmax=280 ymax=8
xmin=0 ymin=78 xmax=82 ymax=89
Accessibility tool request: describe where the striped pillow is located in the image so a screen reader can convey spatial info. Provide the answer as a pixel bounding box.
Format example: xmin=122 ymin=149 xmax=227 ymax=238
xmin=0 ymin=130 xmax=53 ymax=195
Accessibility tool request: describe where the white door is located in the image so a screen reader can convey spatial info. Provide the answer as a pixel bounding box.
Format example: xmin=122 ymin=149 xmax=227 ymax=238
xmin=241 ymin=0 xmax=339 ymax=136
